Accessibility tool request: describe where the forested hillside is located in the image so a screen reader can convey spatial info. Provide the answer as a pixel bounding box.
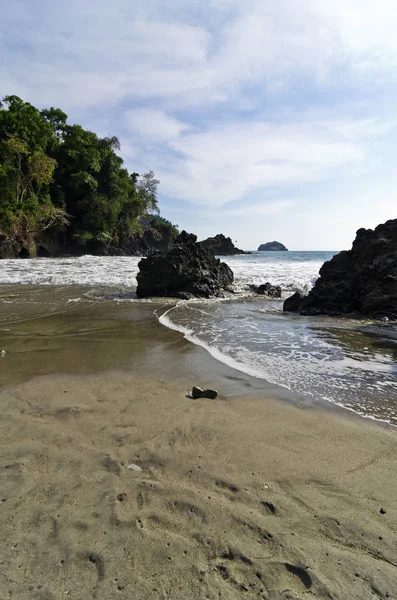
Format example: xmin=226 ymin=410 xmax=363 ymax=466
xmin=0 ymin=95 xmax=178 ymax=257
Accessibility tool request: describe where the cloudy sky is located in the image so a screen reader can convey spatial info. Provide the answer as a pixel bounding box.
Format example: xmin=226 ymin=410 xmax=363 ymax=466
xmin=2 ymin=0 xmax=397 ymax=249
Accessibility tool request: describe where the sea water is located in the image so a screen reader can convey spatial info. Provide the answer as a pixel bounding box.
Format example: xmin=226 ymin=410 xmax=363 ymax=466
xmin=1 ymin=251 xmax=396 ymax=425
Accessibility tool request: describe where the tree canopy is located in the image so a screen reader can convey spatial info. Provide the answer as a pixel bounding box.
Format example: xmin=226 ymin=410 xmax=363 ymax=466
xmin=0 ymin=95 xmax=175 ymax=254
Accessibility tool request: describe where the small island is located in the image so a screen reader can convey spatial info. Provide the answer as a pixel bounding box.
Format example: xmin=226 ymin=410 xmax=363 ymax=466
xmin=258 ymin=241 xmax=288 ymax=251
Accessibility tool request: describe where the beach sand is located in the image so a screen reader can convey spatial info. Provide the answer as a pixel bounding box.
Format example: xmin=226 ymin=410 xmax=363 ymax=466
xmin=0 ymin=286 xmax=396 ymax=599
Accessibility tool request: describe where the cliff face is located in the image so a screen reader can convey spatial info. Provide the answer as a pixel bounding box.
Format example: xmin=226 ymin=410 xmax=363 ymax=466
xmin=199 ymin=234 xmax=247 ymax=255
xmin=284 ymin=218 xmax=397 ymax=319
xmin=258 ymin=241 xmax=288 ymax=251
xmin=0 ymin=229 xmax=161 ymax=259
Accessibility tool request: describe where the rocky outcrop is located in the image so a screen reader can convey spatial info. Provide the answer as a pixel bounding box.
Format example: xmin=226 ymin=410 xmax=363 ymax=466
xmin=199 ymin=234 xmax=247 ymax=255
xmin=250 ymin=282 xmax=282 ymax=298
xmin=283 ymin=219 xmax=397 ymax=319
xmin=283 ymin=292 xmax=305 ymax=313
xmin=258 ymin=241 xmax=288 ymax=251
xmin=136 ymin=231 xmax=234 ymax=299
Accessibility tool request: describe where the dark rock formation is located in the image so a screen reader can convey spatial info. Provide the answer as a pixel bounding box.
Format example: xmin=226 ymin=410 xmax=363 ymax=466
xmin=53 ymin=231 xmax=150 ymax=257
xmin=251 ymin=282 xmax=282 ymax=298
xmin=283 ymin=219 xmax=397 ymax=319
xmin=106 ymin=234 xmax=150 ymax=257
xmin=0 ymin=239 xmax=24 ymax=259
xmin=136 ymin=231 xmax=234 ymax=299
xmin=258 ymin=241 xmax=288 ymax=251
xmin=175 ymin=230 xmax=197 ymax=245
xmin=0 ymin=230 xmax=151 ymax=259
xmin=0 ymin=221 xmax=177 ymax=259
xmin=199 ymin=234 xmax=247 ymax=255
xmin=283 ymin=292 xmax=305 ymax=313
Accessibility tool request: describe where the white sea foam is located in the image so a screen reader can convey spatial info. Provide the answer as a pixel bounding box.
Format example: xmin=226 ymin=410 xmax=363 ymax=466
xmin=0 ymin=251 xmax=332 ymax=291
xmin=0 ymin=255 xmax=142 ymax=286
xmin=222 ymin=253 xmax=328 ymax=294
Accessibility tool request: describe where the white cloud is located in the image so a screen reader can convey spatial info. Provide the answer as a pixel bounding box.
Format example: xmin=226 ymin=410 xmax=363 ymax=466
xmin=222 ymin=200 xmax=295 ymax=217
xmin=307 ymin=0 xmax=397 ymax=70
xmin=150 ymin=117 xmax=387 ymax=207
xmin=3 ymin=0 xmax=397 ymax=112
xmin=125 ymin=109 xmax=190 ymax=141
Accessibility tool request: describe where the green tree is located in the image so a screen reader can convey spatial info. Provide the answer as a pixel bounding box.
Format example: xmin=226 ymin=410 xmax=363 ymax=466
xmin=0 ymin=95 xmax=55 ymax=152
xmin=137 ymin=170 xmax=160 ymax=215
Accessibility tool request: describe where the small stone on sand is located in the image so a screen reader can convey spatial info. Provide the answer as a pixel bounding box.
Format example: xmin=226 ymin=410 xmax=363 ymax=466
xmin=191 ymin=386 xmax=218 ymax=399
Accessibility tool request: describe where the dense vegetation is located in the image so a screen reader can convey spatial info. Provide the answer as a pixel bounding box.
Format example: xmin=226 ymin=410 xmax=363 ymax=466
xmin=0 ymin=95 xmax=178 ymax=256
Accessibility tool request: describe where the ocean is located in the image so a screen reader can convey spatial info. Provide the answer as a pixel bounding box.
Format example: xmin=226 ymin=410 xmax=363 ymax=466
xmin=1 ymin=251 xmax=396 ymax=425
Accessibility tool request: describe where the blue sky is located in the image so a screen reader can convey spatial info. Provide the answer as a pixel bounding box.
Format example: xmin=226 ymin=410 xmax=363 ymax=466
xmin=2 ymin=0 xmax=397 ymax=250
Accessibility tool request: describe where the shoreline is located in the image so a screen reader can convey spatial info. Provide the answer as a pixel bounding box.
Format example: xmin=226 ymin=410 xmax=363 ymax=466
xmin=157 ymin=303 xmax=397 ymax=431
xmin=0 ymin=283 xmax=395 ymax=429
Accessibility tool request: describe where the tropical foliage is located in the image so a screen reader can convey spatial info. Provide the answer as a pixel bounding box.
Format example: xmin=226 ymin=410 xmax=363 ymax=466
xmin=0 ymin=95 xmax=176 ymax=254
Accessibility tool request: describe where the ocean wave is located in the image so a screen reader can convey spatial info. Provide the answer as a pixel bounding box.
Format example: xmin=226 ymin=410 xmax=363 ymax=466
xmin=0 ymin=253 xmax=326 ymax=294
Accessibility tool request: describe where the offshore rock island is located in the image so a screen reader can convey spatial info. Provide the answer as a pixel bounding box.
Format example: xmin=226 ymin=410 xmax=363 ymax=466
xmin=258 ymin=241 xmax=288 ymax=251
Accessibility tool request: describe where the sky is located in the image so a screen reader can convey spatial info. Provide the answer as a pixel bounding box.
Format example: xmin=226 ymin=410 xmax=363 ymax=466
xmin=1 ymin=0 xmax=397 ymax=250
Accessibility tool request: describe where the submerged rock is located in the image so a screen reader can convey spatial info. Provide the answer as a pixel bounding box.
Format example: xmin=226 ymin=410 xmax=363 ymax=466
xmin=258 ymin=241 xmax=288 ymax=251
xmin=283 ymin=218 xmax=397 ymax=319
xmin=136 ymin=231 xmax=234 ymax=298
xmin=252 ymin=282 xmax=282 ymax=298
xmin=199 ymin=234 xmax=247 ymax=255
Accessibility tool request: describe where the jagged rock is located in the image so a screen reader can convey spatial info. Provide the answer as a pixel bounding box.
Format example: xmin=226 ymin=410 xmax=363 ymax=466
xmin=258 ymin=241 xmax=288 ymax=251
xmin=191 ymin=386 xmax=218 ymax=399
xmin=253 ymin=282 xmax=282 ymax=298
xmin=283 ymin=292 xmax=306 ymax=312
xmin=176 ymin=231 xmax=198 ymax=245
xmin=297 ymin=219 xmax=397 ymax=319
xmin=199 ymin=234 xmax=247 ymax=255
xmin=136 ymin=230 xmax=234 ymax=298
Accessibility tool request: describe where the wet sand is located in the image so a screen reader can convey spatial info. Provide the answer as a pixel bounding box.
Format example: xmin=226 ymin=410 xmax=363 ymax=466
xmin=0 ymin=286 xmax=396 ymax=599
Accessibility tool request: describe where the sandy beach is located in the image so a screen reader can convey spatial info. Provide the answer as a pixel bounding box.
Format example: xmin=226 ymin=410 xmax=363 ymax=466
xmin=0 ymin=286 xmax=396 ymax=599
